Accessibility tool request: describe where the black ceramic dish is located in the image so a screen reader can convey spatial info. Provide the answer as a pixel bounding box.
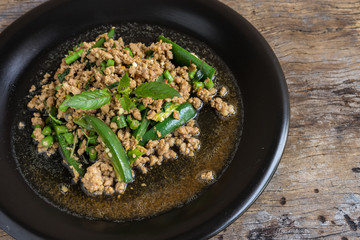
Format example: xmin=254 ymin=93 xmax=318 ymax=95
xmin=0 ymin=0 xmax=289 ymax=239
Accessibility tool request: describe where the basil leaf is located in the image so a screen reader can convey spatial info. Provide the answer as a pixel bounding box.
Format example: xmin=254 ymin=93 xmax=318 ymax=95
xmin=49 ymin=106 xmax=65 ymax=125
xmin=133 ymin=82 xmax=181 ymax=99
xmin=49 ymin=114 xmax=64 ymax=125
xmin=128 ymin=148 xmax=145 ymax=164
xmin=84 ymin=61 xmax=96 ymax=70
xmin=73 ymin=116 xmax=92 ymax=130
xmin=58 ymin=68 xmax=70 ymax=83
xmin=84 ymin=80 xmax=90 ymax=91
xmin=107 ymin=82 xmax=119 ymax=89
xmin=155 ymin=74 xmax=165 ymax=83
xmin=120 ymin=95 xmax=135 ymax=112
xmin=59 ymin=98 xmax=70 ymax=112
xmin=145 ymin=50 xmax=154 ymax=59
xmin=84 ymin=74 xmax=94 ymax=91
xmin=59 ymin=89 xmax=111 ymax=111
xmin=117 ymin=73 xmax=131 ymax=93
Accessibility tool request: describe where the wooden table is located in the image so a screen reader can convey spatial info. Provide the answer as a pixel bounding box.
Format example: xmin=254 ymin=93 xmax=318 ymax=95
xmin=1 ymin=0 xmax=360 ymax=239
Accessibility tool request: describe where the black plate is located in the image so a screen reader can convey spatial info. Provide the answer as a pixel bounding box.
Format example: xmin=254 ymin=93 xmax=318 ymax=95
xmin=0 ymin=0 xmax=289 ymax=239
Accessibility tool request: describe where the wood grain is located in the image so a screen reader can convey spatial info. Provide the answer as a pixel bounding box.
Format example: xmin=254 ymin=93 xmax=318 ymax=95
xmin=1 ymin=0 xmax=360 ymax=239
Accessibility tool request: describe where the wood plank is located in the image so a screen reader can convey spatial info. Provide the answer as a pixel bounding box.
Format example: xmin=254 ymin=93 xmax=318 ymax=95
xmin=0 ymin=229 xmax=13 ymax=240
xmin=212 ymin=0 xmax=360 ymax=239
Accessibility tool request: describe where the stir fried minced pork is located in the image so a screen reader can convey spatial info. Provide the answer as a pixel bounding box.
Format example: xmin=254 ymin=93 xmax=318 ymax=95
xmin=27 ymin=28 xmax=235 ymax=196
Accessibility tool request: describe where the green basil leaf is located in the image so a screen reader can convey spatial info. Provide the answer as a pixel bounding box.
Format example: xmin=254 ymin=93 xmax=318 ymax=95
xmin=107 ymin=82 xmax=119 ymax=89
xmin=73 ymin=116 xmax=92 ymax=130
xmin=58 ymin=68 xmax=70 ymax=83
xmin=133 ymin=82 xmax=181 ymax=99
xmin=84 ymin=61 xmax=96 ymax=70
xmin=59 ymin=89 xmax=111 ymax=111
xmin=145 ymin=50 xmax=154 ymax=59
xmin=59 ymin=98 xmax=70 ymax=112
xmin=155 ymin=74 xmax=165 ymax=83
xmin=128 ymin=148 xmax=145 ymax=164
xmin=49 ymin=111 xmax=65 ymax=125
xmin=120 ymin=95 xmax=135 ymax=112
xmin=84 ymin=74 xmax=94 ymax=91
xmin=117 ymin=73 xmax=131 ymax=93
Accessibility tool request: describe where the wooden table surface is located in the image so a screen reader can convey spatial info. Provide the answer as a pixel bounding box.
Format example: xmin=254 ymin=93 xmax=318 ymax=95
xmin=1 ymin=0 xmax=360 ymax=239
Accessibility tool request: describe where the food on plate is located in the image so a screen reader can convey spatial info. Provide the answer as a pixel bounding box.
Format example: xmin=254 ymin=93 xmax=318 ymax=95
xmin=27 ymin=28 xmax=235 ymax=196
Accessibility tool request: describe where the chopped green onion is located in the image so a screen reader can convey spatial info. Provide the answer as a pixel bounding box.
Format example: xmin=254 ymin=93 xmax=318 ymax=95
xmin=88 ymin=146 xmax=97 ymax=162
xmin=124 ymin=48 xmax=133 ymax=57
xmin=41 ymin=135 xmax=54 ymax=148
xmin=162 ymin=102 xmax=172 ymax=110
xmin=188 ymin=69 xmax=197 ymax=80
xmin=153 ymin=103 xmax=180 ymax=122
xmin=100 ymin=61 xmax=107 ymax=75
xmin=158 ymin=35 xmax=216 ymax=80
xmin=31 ymin=124 xmax=42 ymax=139
xmin=140 ymin=102 xmax=196 ymax=146
xmin=54 ymin=125 xmax=68 ymax=134
xmin=72 ymin=42 xmax=84 ymax=51
xmin=107 ymin=28 xmax=115 ymax=39
xmin=126 ymin=115 xmax=140 ymax=130
xmin=193 ymin=82 xmax=204 ymax=90
xmin=65 ymin=49 xmax=84 ymax=65
xmin=204 ymin=78 xmax=214 ymax=89
xmin=112 ymin=115 xmax=128 ymax=129
xmin=86 ymin=28 xmax=115 ymax=56
xmin=128 ymin=148 xmax=145 ymax=164
xmin=57 ymin=68 xmax=70 ymax=83
xmin=63 ymin=132 xmax=74 ymax=145
xmin=87 ymin=136 xmax=97 ymax=145
xmin=93 ymin=38 xmax=105 ymax=49
xmin=130 ymin=120 xmax=140 ymax=130
xmin=163 ymin=69 xmax=174 ymax=82
xmin=133 ymin=110 xmax=150 ymax=141
xmin=42 ymin=125 xmax=52 ymax=135
xmin=106 ymin=59 xmax=115 ymax=67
